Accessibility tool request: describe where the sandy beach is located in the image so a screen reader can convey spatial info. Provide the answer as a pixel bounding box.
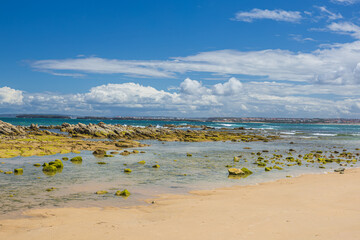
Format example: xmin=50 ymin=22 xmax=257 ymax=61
xmin=0 ymin=169 xmax=359 ymax=240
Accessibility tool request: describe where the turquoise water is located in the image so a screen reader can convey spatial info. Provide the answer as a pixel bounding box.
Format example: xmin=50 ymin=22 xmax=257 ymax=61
xmin=0 ymin=118 xmax=360 ymax=218
xmin=2 ymin=117 xmax=360 ymax=137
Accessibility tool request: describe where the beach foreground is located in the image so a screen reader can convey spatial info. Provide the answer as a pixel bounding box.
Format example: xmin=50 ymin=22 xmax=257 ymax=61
xmin=1 ymin=169 xmax=359 ymax=240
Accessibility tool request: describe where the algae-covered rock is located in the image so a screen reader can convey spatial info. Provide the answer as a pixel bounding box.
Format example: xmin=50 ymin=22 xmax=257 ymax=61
xmin=241 ymin=167 xmax=253 ymax=175
xmin=70 ymin=156 xmax=83 ymax=162
xmin=132 ymin=150 xmax=139 ymax=154
xmin=120 ymin=151 xmax=131 ymax=156
xmin=228 ymin=168 xmax=244 ymax=175
xmin=46 ymin=187 xmax=56 ymax=192
xmin=110 ymin=151 xmax=119 ymax=154
xmin=186 ymin=153 xmax=192 ymax=157
xmin=233 ymin=156 xmax=240 ymax=162
xmin=95 ymin=190 xmax=108 ymax=195
xmin=104 ymin=154 xmax=114 ymax=157
xmin=62 ymin=157 xmax=69 ymax=161
xmin=273 ymin=165 xmax=283 ymax=170
xmin=138 ymin=160 xmax=146 ymax=164
xmin=42 ymin=165 xmax=57 ymax=173
xmin=93 ymin=149 xmax=106 ymax=155
xmin=265 ymin=167 xmax=272 ymax=172
xmin=115 ymin=189 xmax=130 ymax=197
xmin=4 ymin=171 xmax=13 ymax=174
xmin=97 ymin=162 xmax=107 ymax=165
xmin=33 ymin=163 xmax=41 ymax=167
xmin=124 ymin=168 xmax=132 ymax=173
xmin=152 ymin=164 xmax=160 ymax=168
xmin=14 ymin=168 xmax=23 ymax=175
xmin=49 ymin=159 xmax=63 ymax=168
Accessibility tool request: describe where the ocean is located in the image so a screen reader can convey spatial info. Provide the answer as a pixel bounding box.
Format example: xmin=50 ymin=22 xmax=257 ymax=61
xmin=0 ymin=118 xmax=359 ymax=218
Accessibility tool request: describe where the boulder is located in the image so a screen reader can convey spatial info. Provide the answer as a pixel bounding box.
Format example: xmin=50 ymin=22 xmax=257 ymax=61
xmin=228 ymin=168 xmax=244 ymax=175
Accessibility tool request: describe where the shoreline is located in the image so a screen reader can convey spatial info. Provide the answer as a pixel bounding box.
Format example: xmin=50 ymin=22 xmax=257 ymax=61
xmin=1 ymin=169 xmax=359 ymax=240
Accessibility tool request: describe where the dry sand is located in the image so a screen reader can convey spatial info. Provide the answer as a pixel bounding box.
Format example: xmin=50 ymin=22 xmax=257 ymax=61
xmin=1 ymin=169 xmax=359 ymax=240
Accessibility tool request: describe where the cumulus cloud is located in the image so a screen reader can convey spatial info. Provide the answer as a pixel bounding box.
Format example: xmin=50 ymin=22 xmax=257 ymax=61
xmin=4 ymin=78 xmax=360 ymax=118
xmin=31 ymin=40 xmax=360 ymax=85
xmin=232 ymin=9 xmax=302 ymax=23
xmin=0 ymin=87 xmax=23 ymax=105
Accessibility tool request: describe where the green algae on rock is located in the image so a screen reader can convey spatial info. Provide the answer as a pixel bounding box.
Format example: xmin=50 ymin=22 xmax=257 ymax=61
xmin=95 ymin=190 xmax=108 ymax=195
xmin=70 ymin=156 xmax=83 ymax=162
xmin=115 ymin=189 xmax=130 ymax=197
xmin=152 ymin=164 xmax=160 ymax=168
xmin=124 ymin=168 xmax=132 ymax=173
xmin=14 ymin=168 xmax=23 ymax=175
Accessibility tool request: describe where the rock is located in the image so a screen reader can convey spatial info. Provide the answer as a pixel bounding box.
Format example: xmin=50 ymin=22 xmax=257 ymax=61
xmin=42 ymin=165 xmax=57 ymax=174
xmin=46 ymin=187 xmax=56 ymax=192
xmin=138 ymin=160 xmax=146 ymax=164
xmin=14 ymin=168 xmax=23 ymax=175
xmin=132 ymin=150 xmax=139 ymax=154
xmin=152 ymin=164 xmax=160 ymax=168
xmin=49 ymin=159 xmax=63 ymax=168
xmin=93 ymin=149 xmax=106 ymax=155
xmin=115 ymin=189 xmax=130 ymax=197
xmin=120 ymin=151 xmax=131 ymax=156
xmin=241 ymin=167 xmax=253 ymax=175
xmin=70 ymin=156 xmax=83 ymax=162
xmin=233 ymin=156 xmax=240 ymax=162
xmin=273 ymin=165 xmax=283 ymax=170
xmin=124 ymin=168 xmax=132 ymax=173
xmin=186 ymin=153 xmax=192 ymax=157
xmin=265 ymin=167 xmax=272 ymax=171
xmin=4 ymin=171 xmax=13 ymax=174
xmin=228 ymin=168 xmax=244 ymax=175
xmin=334 ymin=168 xmax=345 ymax=173
xmin=62 ymin=157 xmax=69 ymax=161
xmin=95 ymin=190 xmax=108 ymax=195
xmin=110 ymin=151 xmax=119 ymax=154
xmin=104 ymin=154 xmax=114 ymax=157
xmin=97 ymin=162 xmax=107 ymax=165
xmin=33 ymin=163 xmax=41 ymax=167
xmin=0 ymin=120 xmax=26 ymax=135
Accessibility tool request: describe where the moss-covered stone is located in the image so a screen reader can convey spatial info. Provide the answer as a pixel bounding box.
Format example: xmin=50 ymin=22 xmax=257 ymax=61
xmin=97 ymin=162 xmax=107 ymax=165
xmin=138 ymin=160 xmax=146 ymax=164
xmin=4 ymin=171 xmax=13 ymax=174
xmin=241 ymin=167 xmax=253 ymax=175
xmin=33 ymin=163 xmax=41 ymax=167
xmin=152 ymin=164 xmax=160 ymax=168
xmin=46 ymin=187 xmax=56 ymax=192
xmin=115 ymin=189 xmax=130 ymax=197
xmin=62 ymin=157 xmax=69 ymax=161
xmin=70 ymin=156 xmax=82 ymax=162
xmin=124 ymin=168 xmax=132 ymax=173
xmin=233 ymin=156 xmax=240 ymax=162
xmin=104 ymin=154 xmax=114 ymax=157
xmin=265 ymin=167 xmax=272 ymax=172
xmin=186 ymin=153 xmax=192 ymax=157
xmin=14 ymin=168 xmax=23 ymax=175
xmin=95 ymin=190 xmax=108 ymax=195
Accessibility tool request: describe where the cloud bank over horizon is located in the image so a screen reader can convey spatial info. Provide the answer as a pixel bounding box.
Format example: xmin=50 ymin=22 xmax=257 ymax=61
xmin=2 ymin=77 xmax=360 ymax=118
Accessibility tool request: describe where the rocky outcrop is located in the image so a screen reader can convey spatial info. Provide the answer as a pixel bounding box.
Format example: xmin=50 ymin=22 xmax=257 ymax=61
xmin=0 ymin=121 xmax=26 ymax=135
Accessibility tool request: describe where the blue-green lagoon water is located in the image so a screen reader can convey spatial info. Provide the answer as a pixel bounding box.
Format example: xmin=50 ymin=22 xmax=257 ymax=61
xmin=1 ymin=119 xmax=360 ymax=218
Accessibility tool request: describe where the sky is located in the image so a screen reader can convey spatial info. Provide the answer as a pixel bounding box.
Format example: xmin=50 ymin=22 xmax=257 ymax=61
xmin=1 ymin=0 xmax=360 ymax=118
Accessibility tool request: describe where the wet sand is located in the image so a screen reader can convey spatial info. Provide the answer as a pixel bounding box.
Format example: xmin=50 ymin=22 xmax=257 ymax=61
xmin=0 ymin=169 xmax=359 ymax=240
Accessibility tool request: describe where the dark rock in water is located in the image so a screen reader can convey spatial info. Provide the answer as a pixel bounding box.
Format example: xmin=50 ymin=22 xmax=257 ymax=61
xmin=93 ymin=149 xmax=106 ymax=155
xmin=334 ymin=168 xmax=345 ymax=174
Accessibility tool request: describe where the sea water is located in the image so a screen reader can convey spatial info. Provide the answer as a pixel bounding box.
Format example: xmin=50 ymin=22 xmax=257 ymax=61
xmin=0 ymin=118 xmax=360 ymax=218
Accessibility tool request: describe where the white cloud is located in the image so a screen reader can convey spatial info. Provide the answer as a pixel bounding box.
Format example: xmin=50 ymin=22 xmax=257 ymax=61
xmin=327 ymin=22 xmax=360 ymax=39
xmin=331 ymin=0 xmax=360 ymax=4
xmin=31 ymin=41 xmax=360 ymax=85
xmin=233 ymin=9 xmax=302 ymax=23
xmin=3 ymin=78 xmax=359 ymax=118
xmin=0 ymin=87 xmax=23 ymax=105
xmin=317 ymin=6 xmax=343 ymax=21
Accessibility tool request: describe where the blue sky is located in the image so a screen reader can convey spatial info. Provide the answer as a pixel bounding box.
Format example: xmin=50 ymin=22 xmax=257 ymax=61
xmin=1 ymin=0 xmax=360 ymax=117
